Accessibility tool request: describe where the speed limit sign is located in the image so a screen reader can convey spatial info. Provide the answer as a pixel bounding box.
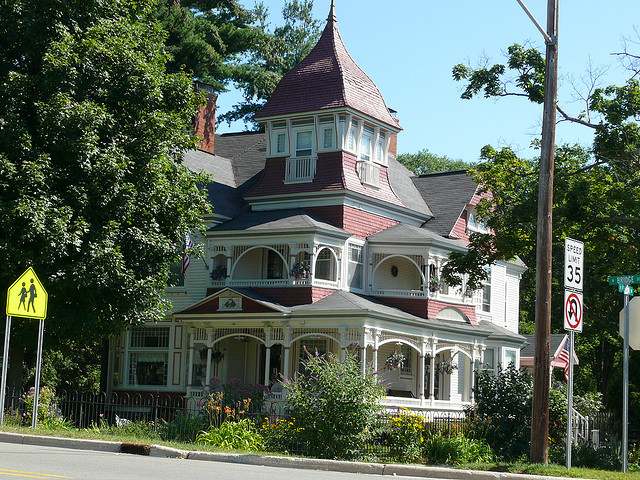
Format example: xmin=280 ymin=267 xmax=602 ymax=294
xmin=565 ymin=238 xmax=584 ymax=292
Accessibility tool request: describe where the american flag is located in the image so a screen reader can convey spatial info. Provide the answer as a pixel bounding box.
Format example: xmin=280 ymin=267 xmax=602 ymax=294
xmin=181 ymin=233 xmax=193 ymax=276
xmin=558 ymin=336 xmax=571 ymax=382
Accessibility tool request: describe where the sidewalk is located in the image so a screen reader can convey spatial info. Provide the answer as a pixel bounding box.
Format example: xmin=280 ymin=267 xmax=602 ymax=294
xmin=0 ymin=431 xmax=581 ymax=480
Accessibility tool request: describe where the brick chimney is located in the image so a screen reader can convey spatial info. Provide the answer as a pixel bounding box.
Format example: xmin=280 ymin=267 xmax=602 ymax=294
xmin=193 ymin=81 xmax=217 ymax=155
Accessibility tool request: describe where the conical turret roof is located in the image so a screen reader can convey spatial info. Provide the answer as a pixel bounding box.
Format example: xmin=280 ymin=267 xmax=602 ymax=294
xmin=256 ymin=4 xmax=399 ymax=129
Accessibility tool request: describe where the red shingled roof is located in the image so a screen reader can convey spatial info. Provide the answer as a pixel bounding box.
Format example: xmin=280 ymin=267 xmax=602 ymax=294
xmin=256 ymin=5 xmax=399 ymax=129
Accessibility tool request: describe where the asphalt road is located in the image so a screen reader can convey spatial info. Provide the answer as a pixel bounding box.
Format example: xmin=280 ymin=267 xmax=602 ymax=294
xmin=0 ymin=443 xmax=448 ymax=480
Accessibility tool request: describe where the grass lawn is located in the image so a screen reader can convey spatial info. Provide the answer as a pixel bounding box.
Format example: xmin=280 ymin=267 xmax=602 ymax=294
xmin=460 ymin=462 xmax=638 ymax=479
xmin=0 ymin=425 xmax=635 ymax=479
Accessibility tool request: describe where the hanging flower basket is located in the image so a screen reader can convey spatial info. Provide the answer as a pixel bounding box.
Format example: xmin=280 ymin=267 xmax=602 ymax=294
xmin=385 ymin=348 xmax=406 ymax=371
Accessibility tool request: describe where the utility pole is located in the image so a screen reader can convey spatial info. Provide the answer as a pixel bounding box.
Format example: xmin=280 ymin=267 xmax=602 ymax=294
xmin=515 ymin=0 xmax=559 ymax=464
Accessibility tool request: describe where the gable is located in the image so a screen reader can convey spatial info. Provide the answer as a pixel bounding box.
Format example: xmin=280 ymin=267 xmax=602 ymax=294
xmin=177 ymin=288 xmax=288 ymax=315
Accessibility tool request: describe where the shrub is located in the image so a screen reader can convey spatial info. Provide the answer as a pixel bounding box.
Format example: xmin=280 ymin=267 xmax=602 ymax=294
xmin=284 ymin=353 xmax=385 ymax=460
xmin=423 ymin=432 xmax=494 ymax=465
xmin=261 ymin=417 xmax=302 ymax=453
xmin=466 ymin=365 xmax=532 ymax=460
xmin=22 ymin=386 xmax=70 ymax=429
xmin=385 ymin=410 xmax=425 ymax=462
xmin=550 ymin=442 xmax=621 ymax=470
xmin=196 ymin=419 xmax=264 ymax=451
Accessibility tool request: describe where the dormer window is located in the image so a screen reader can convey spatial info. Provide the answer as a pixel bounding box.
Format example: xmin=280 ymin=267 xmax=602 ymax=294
xmin=468 ymin=210 xmax=489 ymax=233
xmin=376 ymin=131 xmax=387 ymax=164
xmin=292 ymin=117 xmax=314 ymax=157
xmin=359 ymin=126 xmax=374 ymax=161
xmin=348 ymin=119 xmax=359 ymax=152
xmin=319 ymin=115 xmax=336 ymax=150
xmin=270 ymin=121 xmax=288 ymax=156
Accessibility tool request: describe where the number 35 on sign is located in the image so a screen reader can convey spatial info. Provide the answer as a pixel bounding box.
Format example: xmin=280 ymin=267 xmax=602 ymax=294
xmin=565 ymin=238 xmax=584 ymax=292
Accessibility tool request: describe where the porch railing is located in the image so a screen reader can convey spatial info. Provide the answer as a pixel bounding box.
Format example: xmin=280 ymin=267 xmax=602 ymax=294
xmin=370 ymin=288 xmax=426 ymax=298
xmin=285 ymin=156 xmax=316 ymax=183
xmin=357 ymin=160 xmax=380 ymax=187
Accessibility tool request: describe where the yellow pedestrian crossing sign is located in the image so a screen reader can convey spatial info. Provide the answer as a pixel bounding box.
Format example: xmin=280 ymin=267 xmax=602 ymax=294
xmin=6 ymin=268 xmax=47 ymax=320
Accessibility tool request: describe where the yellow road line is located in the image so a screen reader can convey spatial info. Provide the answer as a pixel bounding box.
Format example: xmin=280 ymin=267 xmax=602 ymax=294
xmin=0 ymin=468 xmax=69 ymax=479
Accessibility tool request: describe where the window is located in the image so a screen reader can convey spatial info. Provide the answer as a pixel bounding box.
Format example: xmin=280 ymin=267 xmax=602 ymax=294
xmin=376 ymin=131 xmax=386 ymax=164
xmin=265 ymin=249 xmax=284 ymax=279
xmin=468 ymin=210 xmax=489 ymax=232
xmin=348 ymin=119 xmax=359 ymax=152
xmin=348 ymin=245 xmax=363 ymax=290
xmin=400 ymin=345 xmax=413 ymax=376
xmin=128 ymin=327 xmax=170 ymax=386
xmin=319 ymin=115 xmax=335 ymax=150
xmin=503 ymin=348 xmax=517 ymax=367
xmin=130 ymin=327 xmax=169 ymax=348
xmin=168 ymin=262 xmax=184 ymax=287
xmin=359 ymin=126 xmax=374 ymax=161
xmin=295 ymin=130 xmax=313 ymax=157
xmin=315 ymin=248 xmax=337 ymax=282
xmin=338 ymin=115 xmax=347 ymax=147
xmin=482 ymin=348 xmax=495 ymax=371
xmin=482 ymin=267 xmax=492 ymax=313
xmin=270 ymin=121 xmax=288 ymax=156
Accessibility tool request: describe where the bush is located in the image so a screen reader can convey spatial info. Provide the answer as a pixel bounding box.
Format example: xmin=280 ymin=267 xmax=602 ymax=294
xmin=423 ymin=433 xmax=494 ymax=465
xmin=284 ymin=353 xmax=385 ymax=460
xmin=22 ymin=386 xmax=70 ymax=429
xmin=261 ymin=417 xmax=302 ymax=453
xmin=196 ymin=419 xmax=264 ymax=451
xmin=466 ymin=365 xmax=532 ymax=460
xmin=385 ymin=410 xmax=425 ymax=462
xmin=550 ymin=442 xmax=621 ymax=470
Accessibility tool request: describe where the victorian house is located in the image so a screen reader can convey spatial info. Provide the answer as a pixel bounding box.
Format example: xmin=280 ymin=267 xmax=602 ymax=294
xmin=106 ymin=4 xmax=526 ymax=412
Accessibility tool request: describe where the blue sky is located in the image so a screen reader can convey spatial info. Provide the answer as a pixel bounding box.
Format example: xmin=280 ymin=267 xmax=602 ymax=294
xmin=217 ymin=1 xmax=640 ymax=162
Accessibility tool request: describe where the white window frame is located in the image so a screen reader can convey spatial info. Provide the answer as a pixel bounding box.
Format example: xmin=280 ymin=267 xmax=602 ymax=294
xmin=374 ymin=128 xmax=388 ymax=166
xmin=347 ymin=243 xmax=364 ymax=291
xmin=268 ymin=121 xmax=289 ymax=157
xmin=317 ymin=115 xmax=336 ymax=152
xmin=127 ymin=326 xmax=171 ymax=387
xmin=502 ymin=348 xmax=518 ymax=368
xmin=347 ymin=117 xmax=360 ymax=155
xmin=481 ymin=266 xmax=492 ymax=313
xmin=292 ymin=124 xmax=315 ymax=158
xmin=359 ymin=125 xmax=374 ymax=162
xmin=468 ymin=209 xmax=490 ymax=233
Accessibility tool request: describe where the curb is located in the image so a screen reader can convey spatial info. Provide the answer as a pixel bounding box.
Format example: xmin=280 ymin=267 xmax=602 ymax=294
xmin=0 ymin=432 xmax=580 ymax=480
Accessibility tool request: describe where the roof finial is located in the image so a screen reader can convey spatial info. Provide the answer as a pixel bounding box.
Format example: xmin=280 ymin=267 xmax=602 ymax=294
xmin=328 ymin=0 xmax=336 ymax=22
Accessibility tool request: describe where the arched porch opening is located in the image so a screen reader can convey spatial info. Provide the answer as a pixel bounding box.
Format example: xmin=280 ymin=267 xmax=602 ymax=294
xmin=231 ymin=246 xmax=289 ymax=281
xmin=373 ymin=255 xmax=424 ymax=292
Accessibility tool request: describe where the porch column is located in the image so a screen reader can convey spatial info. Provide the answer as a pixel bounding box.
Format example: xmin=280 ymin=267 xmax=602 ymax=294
xmin=204 ymin=330 xmax=212 ymax=387
xmin=360 ymin=346 xmax=367 ymax=375
xmin=418 ymin=354 xmax=426 ymax=402
xmin=283 ymin=347 xmax=291 ymax=380
xmin=429 ymin=340 xmax=437 ymax=402
xmin=226 ymin=256 xmax=232 ymax=282
xmin=372 ymin=347 xmax=379 ymax=375
xmin=339 ymin=328 xmax=347 ymax=362
xmin=264 ymin=346 xmax=271 ymax=386
xmin=470 ymin=347 xmax=477 ymax=404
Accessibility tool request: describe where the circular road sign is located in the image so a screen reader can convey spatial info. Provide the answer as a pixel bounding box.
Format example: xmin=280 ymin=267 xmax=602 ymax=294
xmin=564 ymin=291 xmax=583 ymax=332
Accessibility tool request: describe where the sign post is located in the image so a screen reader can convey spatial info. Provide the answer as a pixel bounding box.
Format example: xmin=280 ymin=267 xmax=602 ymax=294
xmin=608 ymin=274 xmax=640 ymax=473
xmin=2 ymin=268 xmax=48 ymax=428
xmin=564 ymin=238 xmax=584 ymax=470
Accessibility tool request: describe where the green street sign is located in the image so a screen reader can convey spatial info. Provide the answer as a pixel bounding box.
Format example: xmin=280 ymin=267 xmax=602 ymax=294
xmin=608 ymin=275 xmax=640 ymax=287
xmin=618 ymin=284 xmax=635 ymax=296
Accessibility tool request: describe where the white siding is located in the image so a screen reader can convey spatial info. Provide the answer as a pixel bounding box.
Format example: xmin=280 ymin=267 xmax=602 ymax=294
xmin=505 ymin=272 xmax=520 ymax=333
xmin=489 ymin=263 xmax=506 ymax=326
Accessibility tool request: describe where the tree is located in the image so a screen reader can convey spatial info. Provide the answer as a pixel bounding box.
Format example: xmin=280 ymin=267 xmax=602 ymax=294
xmin=0 ymin=0 xmax=211 ymax=388
xmin=218 ymin=0 xmax=322 ymax=126
xmin=397 ymin=149 xmax=469 ymax=175
xmin=444 ymin=39 xmax=640 ymax=419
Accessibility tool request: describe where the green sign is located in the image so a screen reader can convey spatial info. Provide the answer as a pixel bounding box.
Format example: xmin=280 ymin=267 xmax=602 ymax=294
xmin=618 ymin=284 xmax=635 ymax=297
xmin=608 ymin=275 xmax=640 ymax=287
